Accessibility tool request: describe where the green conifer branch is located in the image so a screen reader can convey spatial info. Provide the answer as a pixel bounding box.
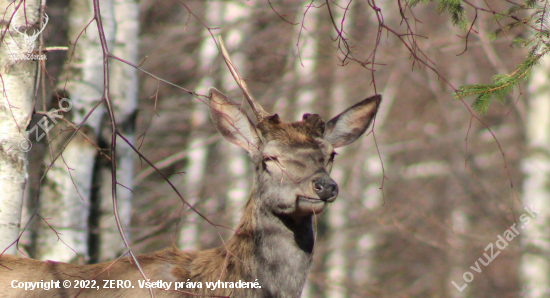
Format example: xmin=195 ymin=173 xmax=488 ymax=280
xmin=408 ymin=0 xmax=549 ymax=114
xmin=454 ymin=52 xmax=544 ymax=114
xmin=456 ymin=1 xmax=549 ymax=114
xmin=408 ymin=0 xmax=468 ymax=29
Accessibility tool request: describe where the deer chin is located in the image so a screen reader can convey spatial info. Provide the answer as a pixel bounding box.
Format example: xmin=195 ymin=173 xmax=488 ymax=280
xmin=296 ymin=196 xmax=327 ymax=215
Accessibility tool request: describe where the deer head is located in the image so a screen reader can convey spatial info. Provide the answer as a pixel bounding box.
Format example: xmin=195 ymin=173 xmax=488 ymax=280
xmin=209 ymin=88 xmax=380 ymax=220
xmin=12 ymin=11 xmax=49 ymax=53
xmin=210 ymin=37 xmax=381 ymax=221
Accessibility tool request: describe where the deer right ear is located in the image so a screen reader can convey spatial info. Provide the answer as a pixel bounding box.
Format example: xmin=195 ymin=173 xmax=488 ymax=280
xmin=209 ymin=87 xmax=260 ymax=153
xmin=324 ymin=94 xmax=381 ymax=148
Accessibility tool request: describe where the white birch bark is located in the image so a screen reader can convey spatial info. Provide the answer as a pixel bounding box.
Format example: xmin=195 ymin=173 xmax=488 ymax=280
xmin=222 ymin=3 xmax=252 ymax=230
xmin=37 ymin=0 xmax=115 ymax=262
xmin=224 ymin=142 xmax=249 ymax=226
xmin=177 ymin=11 xmax=217 ymax=248
xmin=345 ymin=72 xmax=398 ymax=294
xmin=97 ymin=0 xmax=138 ymax=261
xmin=448 ymin=209 xmax=470 ymax=297
xmin=293 ymin=11 xmax=317 ymax=119
xmin=177 ymin=116 xmax=208 ymax=250
xmin=0 ymin=2 xmax=40 ymax=255
xmin=178 ymin=1 xmax=252 ymax=249
xmin=520 ymin=57 xmax=550 ymax=297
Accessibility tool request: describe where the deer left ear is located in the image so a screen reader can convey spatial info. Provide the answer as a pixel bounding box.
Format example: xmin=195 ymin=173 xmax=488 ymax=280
xmin=324 ymin=94 xmax=381 ymax=148
xmin=209 ymin=87 xmax=260 ymax=153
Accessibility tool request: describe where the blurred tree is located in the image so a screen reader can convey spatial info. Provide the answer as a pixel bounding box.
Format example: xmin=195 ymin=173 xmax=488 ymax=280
xmin=37 ymin=0 xmax=114 ymax=262
xmin=521 ymin=54 xmax=550 ymax=297
xmin=93 ymin=0 xmax=139 ymax=263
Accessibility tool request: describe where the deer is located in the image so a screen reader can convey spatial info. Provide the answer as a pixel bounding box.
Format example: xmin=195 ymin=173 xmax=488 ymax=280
xmin=0 ymin=37 xmax=381 ymax=298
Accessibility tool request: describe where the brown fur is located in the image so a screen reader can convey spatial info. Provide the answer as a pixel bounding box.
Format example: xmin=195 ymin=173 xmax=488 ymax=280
xmin=0 ymin=200 xmax=259 ymax=298
xmin=257 ymin=114 xmax=325 ymax=145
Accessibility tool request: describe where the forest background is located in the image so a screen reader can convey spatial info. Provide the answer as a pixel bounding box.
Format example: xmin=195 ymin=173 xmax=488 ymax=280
xmin=0 ymin=0 xmax=549 ymax=297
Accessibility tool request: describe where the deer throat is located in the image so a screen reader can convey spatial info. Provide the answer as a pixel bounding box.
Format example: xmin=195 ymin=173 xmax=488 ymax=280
xmin=251 ymin=213 xmax=315 ymax=297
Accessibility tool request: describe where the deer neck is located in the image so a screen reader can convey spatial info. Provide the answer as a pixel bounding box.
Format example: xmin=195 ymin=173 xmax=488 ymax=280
xmin=227 ymin=189 xmax=315 ymax=297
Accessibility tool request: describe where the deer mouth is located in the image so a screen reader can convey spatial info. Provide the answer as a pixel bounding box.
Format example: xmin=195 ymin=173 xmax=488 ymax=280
xmin=298 ymin=195 xmax=337 ymax=204
xmin=297 ymin=196 xmax=325 ymax=204
xmin=296 ymin=196 xmax=328 ymax=215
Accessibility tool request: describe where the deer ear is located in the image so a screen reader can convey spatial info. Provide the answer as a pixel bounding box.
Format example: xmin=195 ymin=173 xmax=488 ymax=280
xmin=324 ymin=94 xmax=381 ymax=148
xmin=209 ymin=87 xmax=260 ymax=153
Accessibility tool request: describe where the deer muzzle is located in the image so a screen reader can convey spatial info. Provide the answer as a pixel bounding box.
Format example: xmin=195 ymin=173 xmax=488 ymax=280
xmin=312 ymin=177 xmax=338 ymax=202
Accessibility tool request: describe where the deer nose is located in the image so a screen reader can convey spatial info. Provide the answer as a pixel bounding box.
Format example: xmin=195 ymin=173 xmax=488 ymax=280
xmin=312 ymin=178 xmax=338 ymax=202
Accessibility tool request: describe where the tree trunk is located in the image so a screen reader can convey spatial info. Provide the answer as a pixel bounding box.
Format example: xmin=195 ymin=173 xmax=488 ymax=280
xmin=0 ymin=1 xmax=40 ymax=255
xmin=520 ymin=56 xmax=550 ymax=297
xmin=37 ymin=0 xmax=115 ymax=262
xmin=94 ymin=0 xmax=139 ymax=262
xmin=177 ymin=34 xmax=212 ymax=249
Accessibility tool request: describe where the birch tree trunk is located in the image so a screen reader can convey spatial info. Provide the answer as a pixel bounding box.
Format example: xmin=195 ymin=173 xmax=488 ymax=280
xmin=222 ymin=2 xmax=252 ymax=237
xmin=177 ymin=109 xmax=208 ymax=250
xmin=37 ymin=0 xmax=115 ymax=262
xmin=177 ymin=11 xmax=215 ymax=249
xmin=520 ymin=56 xmax=550 ymax=297
xmin=178 ymin=1 xmax=249 ymax=251
xmin=0 ymin=1 xmax=40 ymax=255
xmin=95 ymin=0 xmax=138 ymax=262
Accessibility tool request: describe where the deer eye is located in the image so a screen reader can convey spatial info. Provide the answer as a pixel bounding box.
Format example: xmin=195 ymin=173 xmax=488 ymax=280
xmin=263 ymin=155 xmax=278 ymax=162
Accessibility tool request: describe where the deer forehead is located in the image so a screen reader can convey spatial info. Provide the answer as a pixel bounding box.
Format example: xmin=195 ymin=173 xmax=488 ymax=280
xmin=257 ymin=114 xmax=325 ymax=143
xmin=259 ymin=119 xmax=331 ymax=154
xmin=261 ymin=138 xmax=333 ymax=159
